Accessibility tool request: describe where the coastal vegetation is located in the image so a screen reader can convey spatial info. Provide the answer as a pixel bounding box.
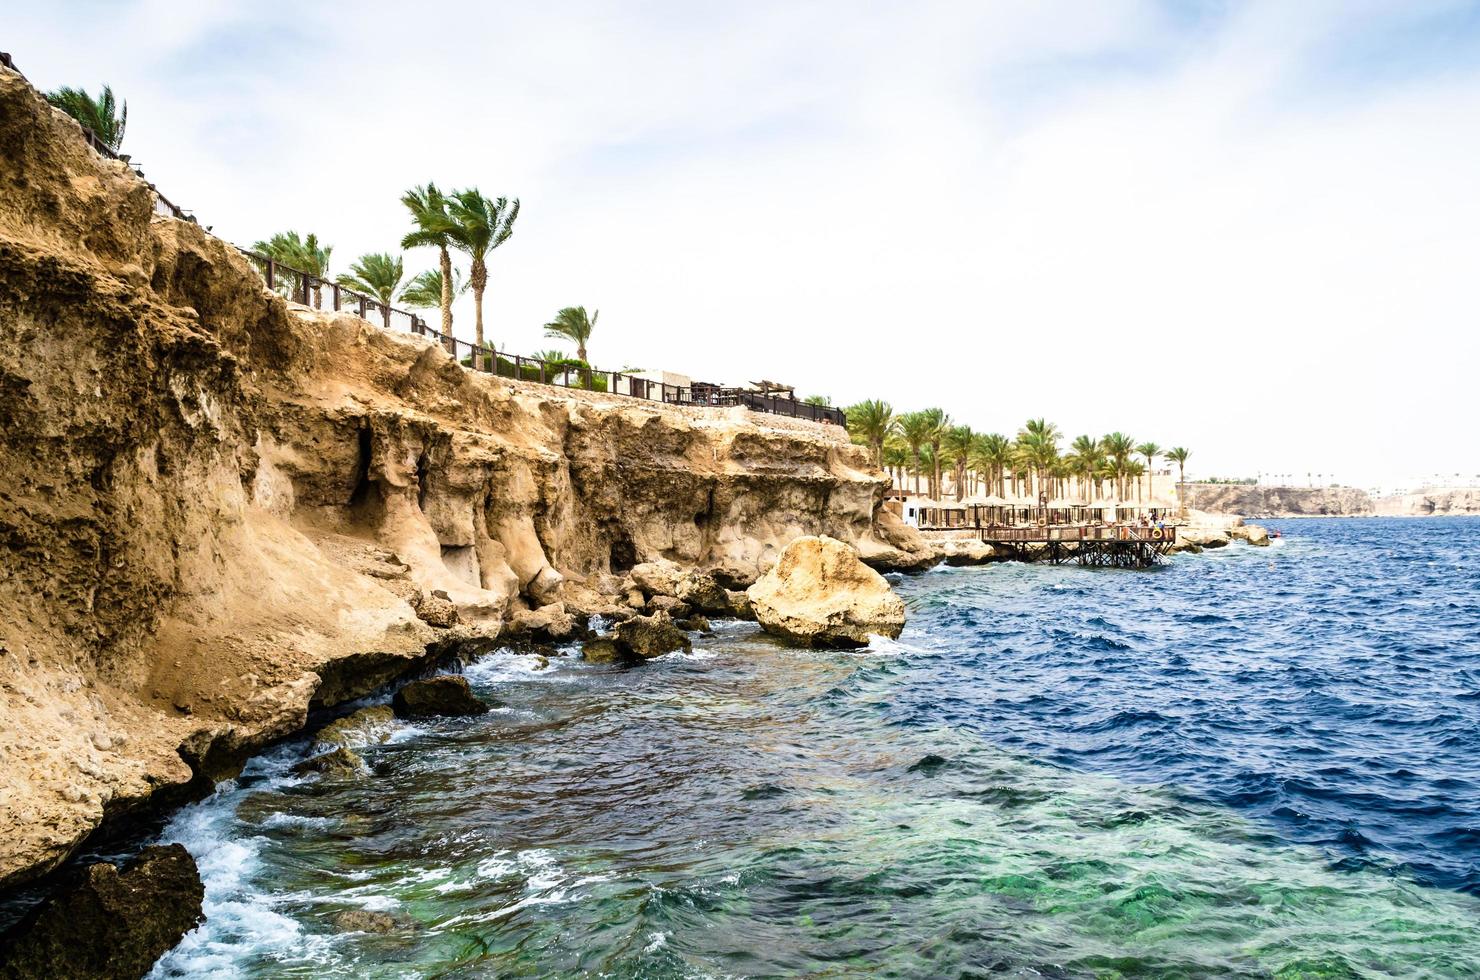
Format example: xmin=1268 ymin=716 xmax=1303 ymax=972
xmin=543 ymin=306 xmax=597 ymax=363
xmin=845 ymin=404 xmax=1189 ymax=503
xmin=45 ymin=83 xmax=125 ymax=151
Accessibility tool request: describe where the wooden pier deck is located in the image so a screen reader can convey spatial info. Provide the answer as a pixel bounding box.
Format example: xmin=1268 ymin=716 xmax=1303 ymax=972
xmin=918 ymin=523 xmax=1176 ymax=568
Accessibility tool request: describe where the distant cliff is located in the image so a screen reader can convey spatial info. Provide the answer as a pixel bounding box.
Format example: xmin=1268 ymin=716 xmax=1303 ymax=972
xmin=1374 ymin=488 xmax=1480 ymax=516
xmin=1180 ymin=484 xmax=1374 ymax=517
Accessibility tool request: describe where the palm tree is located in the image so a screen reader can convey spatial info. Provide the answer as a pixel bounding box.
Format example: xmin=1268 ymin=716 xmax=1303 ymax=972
xmin=917 ymin=408 xmax=950 ymax=500
xmin=979 ymin=433 xmax=1012 ymax=499
xmin=803 ymin=395 xmax=831 ymax=407
xmin=400 ymin=184 xmax=457 ymax=337
xmin=336 ymin=252 xmax=404 ymax=310
xmin=400 ymin=268 xmax=467 ymax=314
xmin=942 ymin=425 xmax=974 ymax=501
xmin=46 ymin=85 xmax=127 ymax=152
xmin=1167 ymin=446 xmax=1192 ymax=516
xmin=1016 ymin=418 xmax=1061 ymax=501
xmin=1067 ymin=435 xmax=1102 ymax=500
xmin=1101 ymin=432 xmax=1136 ymax=501
xmin=446 ymin=188 xmax=519 ymax=356
xmin=898 ymin=412 xmax=934 ymax=495
xmin=543 ymin=307 xmax=597 ymax=363
xmin=882 ymin=439 xmax=909 ymax=490
xmin=252 ymin=231 xmax=332 ymax=306
xmin=1135 ymin=442 xmax=1161 ymax=502
xmin=844 ymin=400 xmax=896 ymax=466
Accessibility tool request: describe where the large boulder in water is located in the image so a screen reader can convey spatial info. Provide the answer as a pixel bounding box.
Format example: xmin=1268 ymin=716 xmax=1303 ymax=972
xmin=0 ymin=843 xmax=204 ymax=980
xmin=746 ymin=536 xmax=906 ymax=648
xmin=613 ymin=611 xmax=692 ymax=659
xmin=391 ymin=675 xmax=490 ymax=718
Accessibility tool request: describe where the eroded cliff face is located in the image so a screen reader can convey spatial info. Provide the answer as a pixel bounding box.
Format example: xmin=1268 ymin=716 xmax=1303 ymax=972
xmin=1179 ymin=484 xmax=1375 ymax=518
xmin=1374 ymin=488 xmax=1480 ymax=516
xmin=0 ymin=69 xmax=921 ymax=889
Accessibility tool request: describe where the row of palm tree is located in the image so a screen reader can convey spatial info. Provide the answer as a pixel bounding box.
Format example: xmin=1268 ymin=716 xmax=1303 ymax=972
xmin=845 ymin=401 xmax=1191 ymax=505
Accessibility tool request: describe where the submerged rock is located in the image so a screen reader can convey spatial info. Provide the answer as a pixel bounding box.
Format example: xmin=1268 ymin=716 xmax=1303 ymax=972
xmin=676 ymin=615 xmax=712 ymax=633
xmin=0 ymin=844 xmax=204 ymax=980
xmin=312 ymin=705 xmax=396 ymax=750
xmin=613 ymin=612 xmax=692 ymax=659
xmin=291 ymin=746 xmax=366 ymax=776
xmin=331 ymin=909 xmax=397 ymax=934
xmin=391 ymin=676 xmax=490 ymax=718
xmin=747 ymin=536 xmax=906 ymax=648
xmin=581 ymin=638 xmax=623 ymax=664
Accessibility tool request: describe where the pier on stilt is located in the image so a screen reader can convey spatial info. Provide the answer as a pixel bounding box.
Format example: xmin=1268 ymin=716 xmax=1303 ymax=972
xmin=918 ymin=523 xmax=1175 ymax=569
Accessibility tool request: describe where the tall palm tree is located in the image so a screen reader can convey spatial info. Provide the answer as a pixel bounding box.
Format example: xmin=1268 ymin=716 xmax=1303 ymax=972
xmin=46 ymin=85 xmax=127 ymax=152
xmin=917 ymin=408 xmax=950 ymax=500
xmin=844 ymin=400 xmax=896 ymax=466
xmin=1167 ymin=446 xmax=1191 ymax=487
xmin=543 ymin=307 xmax=597 ymax=363
xmin=942 ymin=425 xmax=974 ymax=501
xmin=400 ymin=184 xmax=457 ymax=337
xmin=1016 ymin=418 xmax=1061 ymax=501
xmin=252 ymin=231 xmax=332 ymax=307
xmin=400 ymin=268 xmax=467 ymax=314
xmin=882 ymin=439 xmax=909 ymax=490
xmin=978 ymin=433 xmax=1012 ymax=499
xmin=1101 ymin=432 xmax=1136 ymax=501
xmin=898 ymin=412 xmax=934 ymax=496
xmin=1067 ymin=435 xmax=1102 ymax=500
xmin=446 ymin=188 xmax=519 ymax=355
xmin=1136 ymin=441 xmax=1161 ymax=502
xmin=336 ymin=252 xmax=404 ymax=309
xmin=1166 ymin=446 xmax=1192 ymax=517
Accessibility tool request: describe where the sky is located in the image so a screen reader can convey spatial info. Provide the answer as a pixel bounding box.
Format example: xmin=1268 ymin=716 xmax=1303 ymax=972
xmin=9 ymin=0 xmax=1480 ymax=491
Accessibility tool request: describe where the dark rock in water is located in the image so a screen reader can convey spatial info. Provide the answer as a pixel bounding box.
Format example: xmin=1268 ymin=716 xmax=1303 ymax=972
xmin=908 ymin=753 xmax=950 ymax=774
xmin=331 ymin=909 xmax=397 ymax=934
xmin=290 ymin=746 xmax=365 ymax=776
xmin=725 ymin=589 xmax=755 ymax=620
xmin=614 ymin=612 xmax=692 ymax=660
xmin=675 ymin=570 xmax=730 ymax=613
xmin=676 ymin=615 xmax=712 ymax=633
xmin=391 ymin=675 xmax=490 ymax=718
xmin=0 ymin=843 xmax=204 ymax=980
xmin=581 ymin=638 xmax=623 ymax=664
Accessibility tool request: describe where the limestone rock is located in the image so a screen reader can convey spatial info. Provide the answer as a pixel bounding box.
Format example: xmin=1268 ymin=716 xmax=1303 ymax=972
xmin=0 ymin=844 xmax=204 ymax=980
xmin=1234 ymin=524 xmax=1271 ymax=547
xmin=675 ymin=570 xmax=730 ymax=613
xmin=630 ymin=560 xmax=684 ymax=599
xmin=725 ymin=589 xmax=755 ymax=620
xmin=290 ymin=746 xmax=366 ymax=776
xmin=747 ymin=536 xmax=906 ymax=648
xmin=676 ymin=615 xmax=712 ymax=633
xmin=645 ymin=595 xmax=691 ymax=618
xmin=505 ymin=603 xmax=578 ymax=644
xmin=581 ymin=638 xmax=623 ymax=664
xmin=312 ymin=705 xmax=396 ymax=751
xmin=391 ymin=676 xmax=490 ymax=718
xmin=932 ymin=538 xmax=998 ymax=566
xmin=414 ymin=590 xmax=460 ymax=628
xmin=613 ymin=612 xmax=692 ymax=659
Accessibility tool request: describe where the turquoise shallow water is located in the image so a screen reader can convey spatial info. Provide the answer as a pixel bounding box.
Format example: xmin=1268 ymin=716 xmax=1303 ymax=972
xmin=142 ymin=519 xmax=1480 ymax=977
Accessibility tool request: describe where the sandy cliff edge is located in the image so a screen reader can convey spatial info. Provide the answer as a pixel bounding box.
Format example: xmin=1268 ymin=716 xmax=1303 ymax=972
xmin=0 ymin=68 xmax=927 ymax=889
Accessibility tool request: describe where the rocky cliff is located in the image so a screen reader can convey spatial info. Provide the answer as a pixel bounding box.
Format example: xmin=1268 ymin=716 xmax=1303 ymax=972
xmin=0 ymin=68 xmax=925 ymax=890
xmin=1178 ymin=484 xmax=1375 ymax=518
xmin=1374 ymin=488 xmax=1480 ymax=516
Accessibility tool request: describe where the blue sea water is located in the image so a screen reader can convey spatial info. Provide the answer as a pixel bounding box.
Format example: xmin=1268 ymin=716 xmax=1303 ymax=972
xmin=139 ymin=517 xmax=1480 ymax=976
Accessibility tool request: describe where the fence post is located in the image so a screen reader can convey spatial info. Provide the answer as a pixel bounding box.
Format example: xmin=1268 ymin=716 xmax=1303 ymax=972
xmin=265 ymin=258 xmax=275 ymax=290
xmin=358 ymin=295 xmax=365 ymax=319
xmin=332 ymin=283 xmax=341 ymax=312
xmin=539 ymin=358 xmax=546 ymax=384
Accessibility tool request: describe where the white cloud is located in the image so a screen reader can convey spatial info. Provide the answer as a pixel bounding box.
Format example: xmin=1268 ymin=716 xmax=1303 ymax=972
xmin=9 ymin=0 xmax=1480 ymax=487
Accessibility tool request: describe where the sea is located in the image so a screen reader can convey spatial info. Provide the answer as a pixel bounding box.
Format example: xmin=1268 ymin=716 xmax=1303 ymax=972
xmin=127 ymin=518 xmax=1480 ymax=976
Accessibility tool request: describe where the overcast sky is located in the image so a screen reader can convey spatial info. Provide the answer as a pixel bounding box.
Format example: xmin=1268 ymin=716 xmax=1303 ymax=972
xmin=11 ymin=1 xmax=1480 ymax=490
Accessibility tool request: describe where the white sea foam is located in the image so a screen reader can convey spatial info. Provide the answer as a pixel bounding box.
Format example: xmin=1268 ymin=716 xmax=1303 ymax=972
xmin=463 ymin=652 xmax=579 ymax=685
xmin=656 ymin=648 xmax=718 ymax=662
